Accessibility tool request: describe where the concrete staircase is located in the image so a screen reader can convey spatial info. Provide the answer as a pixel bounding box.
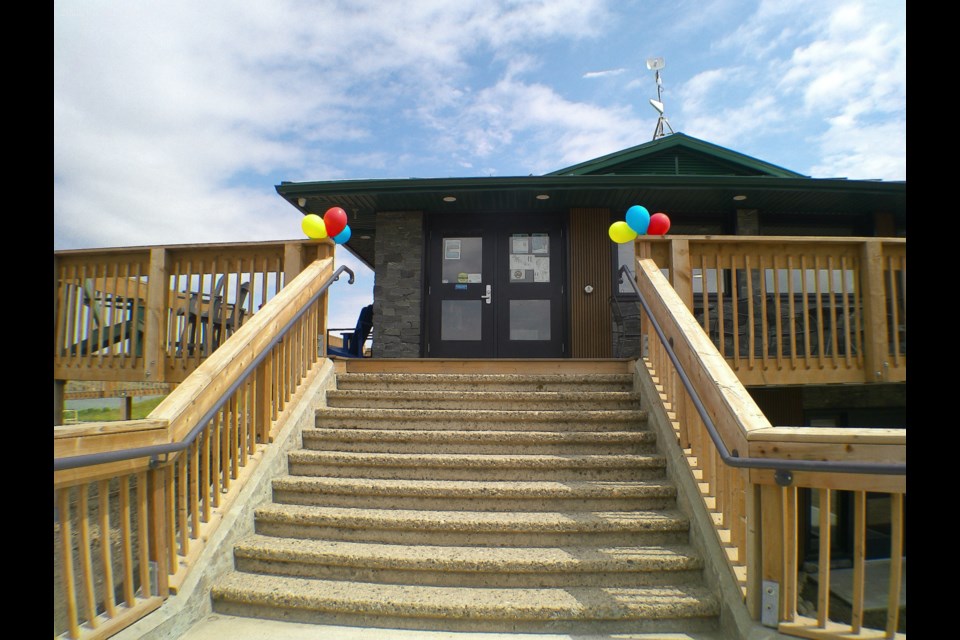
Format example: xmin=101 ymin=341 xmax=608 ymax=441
xmin=210 ymin=363 xmax=721 ymax=634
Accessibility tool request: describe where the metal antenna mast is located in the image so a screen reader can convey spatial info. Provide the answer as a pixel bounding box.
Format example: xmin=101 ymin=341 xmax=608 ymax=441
xmin=647 ymin=57 xmax=674 ymax=140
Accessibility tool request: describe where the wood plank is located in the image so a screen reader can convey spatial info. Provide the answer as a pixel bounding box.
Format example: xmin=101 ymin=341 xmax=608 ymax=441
xmin=749 ymin=469 xmax=905 ymax=493
xmin=747 ymin=441 xmax=905 ymax=464
xmin=759 ymin=483 xmax=784 ymax=617
xmin=148 ymin=466 xmax=170 ymax=596
xmin=137 ymin=470 xmax=151 ymax=597
xmin=851 ymin=491 xmax=866 ymax=633
xmin=860 ymin=241 xmax=887 ymax=382
xmin=54 ymin=420 xmax=170 ymax=460
xmin=886 ymin=493 xmax=904 ymax=636
xmin=55 ymin=458 xmax=153 ymax=490
xmin=747 ymin=426 xmax=905 ymax=444
xmin=119 ymin=476 xmax=135 ymax=606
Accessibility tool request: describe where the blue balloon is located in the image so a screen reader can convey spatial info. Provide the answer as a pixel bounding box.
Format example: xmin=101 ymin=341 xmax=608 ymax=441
xmin=333 ymin=225 xmax=352 ymax=244
xmin=626 ymin=205 xmax=651 ymax=235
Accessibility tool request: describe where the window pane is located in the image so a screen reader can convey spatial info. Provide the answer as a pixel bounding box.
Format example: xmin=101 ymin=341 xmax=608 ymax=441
xmin=510 ymin=300 xmax=550 ymax=340
xmin=442 ymin=237 xmax=483 ymax=284
xmin=441 ymin=300 xmax=482 ymax=340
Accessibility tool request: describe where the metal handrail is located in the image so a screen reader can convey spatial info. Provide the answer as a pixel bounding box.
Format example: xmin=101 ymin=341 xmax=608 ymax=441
xmin=619 ymin=265 xmax=905 ymax=477
xmin=54 ymin=265 xmax=355 ymax=472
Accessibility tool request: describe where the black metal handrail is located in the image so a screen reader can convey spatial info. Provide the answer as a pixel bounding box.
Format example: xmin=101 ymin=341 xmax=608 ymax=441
xmin=54 ymin=264 xmax=355 ymax=472
xmin=619 ymin=264 xmax=904 ymax=478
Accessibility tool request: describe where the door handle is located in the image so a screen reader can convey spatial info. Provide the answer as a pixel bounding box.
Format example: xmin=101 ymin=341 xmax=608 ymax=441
xmin=481 ymin=284 xmax=492 ymax=304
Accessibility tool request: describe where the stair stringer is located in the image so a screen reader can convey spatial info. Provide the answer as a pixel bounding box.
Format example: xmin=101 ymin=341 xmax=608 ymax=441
xmin=109 ymin=359 xmax=340 ymax=640
xmin=631 ymin=358 xmax=786 ymax=640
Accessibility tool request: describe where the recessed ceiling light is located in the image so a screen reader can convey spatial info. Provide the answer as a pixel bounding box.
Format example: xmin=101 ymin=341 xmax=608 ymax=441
xmin=443 ymin=196 xmax=457 ymax=202
xmin=733 ymin=195 xmax=747 ymax=201
xmin=536 ymin=194 xmax=550 ymax=200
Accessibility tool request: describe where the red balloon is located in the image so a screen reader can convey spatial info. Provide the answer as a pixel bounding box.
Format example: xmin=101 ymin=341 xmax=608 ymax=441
xmin=323 ymin=207 xmax=348 ymax=237
xmin=647 ymin=212 xmax=671 ymax=236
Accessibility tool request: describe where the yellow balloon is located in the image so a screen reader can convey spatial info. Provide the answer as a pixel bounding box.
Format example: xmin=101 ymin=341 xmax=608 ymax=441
xmin=301 ymin=214 xmax=328 ymax=239
xmin=608 ymin=221 xmax=638 ymax=244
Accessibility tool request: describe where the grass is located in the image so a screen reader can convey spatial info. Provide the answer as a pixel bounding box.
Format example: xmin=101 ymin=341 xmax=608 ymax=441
xmin=72 ymin=396 xmax=167 ymax=422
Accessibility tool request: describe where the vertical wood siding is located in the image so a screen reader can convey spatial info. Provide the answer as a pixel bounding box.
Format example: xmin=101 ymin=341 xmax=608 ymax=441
xmin=569 ymin=208 xmax=612 ymax=358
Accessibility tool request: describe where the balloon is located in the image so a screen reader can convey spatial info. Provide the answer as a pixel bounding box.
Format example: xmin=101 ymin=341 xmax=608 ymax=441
xmin=608 ymin=221 xmax=638 ymax=244
xmin=647 ymin=213 xmax=671 ymax=236
xmin=625 ymin=205 xmax=650 ymax=235
xmin=333 ymin=225 xmax=352 ymax=245
xmin=301 ymin=214 xmax=328 ymax=239
xmin=324 ymin=207 xmax=348 ymax=237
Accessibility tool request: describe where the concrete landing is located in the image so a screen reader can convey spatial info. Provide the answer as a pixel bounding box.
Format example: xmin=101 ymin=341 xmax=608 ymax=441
xmin=180 ymin=613 xmax=726 ymax=640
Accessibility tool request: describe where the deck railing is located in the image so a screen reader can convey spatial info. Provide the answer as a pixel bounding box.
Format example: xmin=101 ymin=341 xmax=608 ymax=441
xmin=54 ymin=240 xmax=331 ymax=385
xmin=630 ymin=256 xmax=906 ymax=638
xmin=638 ymin=236 xmax=905 ymax=386
xmin=54 ymin=255 xmax=351 ymax=640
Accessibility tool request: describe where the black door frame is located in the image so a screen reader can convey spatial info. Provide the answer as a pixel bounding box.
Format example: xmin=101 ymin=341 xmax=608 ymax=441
xmin=424 ymin=213 xmax=568 ymax=358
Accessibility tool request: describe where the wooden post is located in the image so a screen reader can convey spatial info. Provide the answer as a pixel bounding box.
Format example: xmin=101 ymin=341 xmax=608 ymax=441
xmin=54 ymin=379 xmax=66 ymax=426
xmin=759 ymin=483 xmax=785 ymax=626
xmin=284 ymin=242 xmax=304 ymax=287
xmin=745 ymin=481 xmax=762 ymax=620
xmin=145 ymin=248 xmax=169 ymax=382
xmin=859 ymin=240 xmax=887 ymax=382
xmin=669 ymin=238 xmax=693 ymax=312
xmin=122 ymin=395 xmax=133 ymax=420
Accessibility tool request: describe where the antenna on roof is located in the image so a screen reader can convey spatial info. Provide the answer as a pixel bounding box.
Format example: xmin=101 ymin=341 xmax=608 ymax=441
xmin=646 ymin=57 xmax=674 ymax=141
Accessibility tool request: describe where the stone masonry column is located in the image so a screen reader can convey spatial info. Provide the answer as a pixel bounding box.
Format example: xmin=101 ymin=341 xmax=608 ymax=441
xmin=372 ymin=211 xmax=424 ymax=358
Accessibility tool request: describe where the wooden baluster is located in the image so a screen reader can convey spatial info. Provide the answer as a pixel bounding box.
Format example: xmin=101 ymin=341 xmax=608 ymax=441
xmin=120 ymin=476 xmax=135 ymax=606
xmin=759 ymin=255 xmax=769 ymax=370
xmin=744 ymin=254 xmax=755 ymax=370
xmin=137 ymin=470 xmax=151 ymax=597
xmin=190 ymin=440 xmax=200 ymax=540
xmin=78 ymin=484 xmax=97 ymax=627
xmin=716 ymin=255 xmax=726 ymax=359
xmin=57 ymin=488 xmax=80 ymax=639
xmin=813 ymin=256 xmax=824 ymax=369
xmin=98 ymin=479 xmax=116 ymax=618
xmin=177 ymin=454 xmax=189 ymax=556
xmin=799 ymin=256 xmax=811 ymax=368
xmin=827 ymin=256 xmax=839 ymax=367
xmin=851 ymin=490 xmax=866 ymax=633
xmin=817 ymin=488 xmax=831 ymax=627
xmin=212 ymin=413 xmax=222 ymax=507
xmin=201 ymin=425 xmax=211 ymax=523
xmin=148 ymin=466 xmax=170 ymax=596
xmin=730 ymin=256 xmax=740 ymax=369
xmin=886 ymin=493 xmax=904 ymax=637
xmin=772 ymin=255 xmax=783 ymax=369
xmin=782 ymin=485 xmax=798 ymax=623
xmin=165 ymin=463 xmax=177 ymax=579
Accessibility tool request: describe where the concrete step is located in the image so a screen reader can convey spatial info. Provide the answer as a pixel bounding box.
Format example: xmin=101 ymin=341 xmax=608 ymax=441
xmin=232 ymin=534 xmax=705 ymax=587
xmin=315 ymin=407 xmax=648 ymax=431
xmin=301 ymin=427 xmax=658 ymax=455
xmin=271 ymin=476 xmax=678 ymax=512
xmin=253 ymin=504 xmax=691 ymax=547
xmin=325 ymin=389 xmax=643 ymax=411
xmin=286 ymin=450 xmax=668 ymax=481
xmin=335 ymin=372 xmax=635 ymax=393
xmin=211 ymin=572 xmax=721 ymax=634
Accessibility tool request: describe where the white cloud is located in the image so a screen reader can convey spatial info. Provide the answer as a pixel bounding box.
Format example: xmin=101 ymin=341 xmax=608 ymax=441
xmin=583 ymin=69 xmax=626 ymax=79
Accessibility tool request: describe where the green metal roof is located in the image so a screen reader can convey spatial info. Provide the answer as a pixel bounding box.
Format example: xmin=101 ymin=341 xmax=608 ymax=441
xmin=547 ymin=132 xmax=806 ymax=178
xmin=276 ymin=132 xmax=904 ymax=269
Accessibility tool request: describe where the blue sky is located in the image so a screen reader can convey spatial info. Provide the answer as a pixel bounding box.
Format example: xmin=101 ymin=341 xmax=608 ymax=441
xmin=54 ymin=0 xmax=906 ymax=332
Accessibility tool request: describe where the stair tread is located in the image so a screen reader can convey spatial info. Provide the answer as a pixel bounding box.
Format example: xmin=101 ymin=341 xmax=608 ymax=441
xmin=273 ymin=476 xmax=676 ymax=498
xmin=328 ymin=390 xmax=640 ymax=399
xmin=255 ymin=503 xmax=689 ymax=532
xmin=290 ymin=450 xmax=664 ymax=464
xmin=318 ymin=407 xmax=646 ymax=418
xmin=304 ymin=428 xmax=654 ymax=442
xmin=235 ymin=534 xmax=704 ymax=572
xmin=213 ymin=571 xmax=720 ymax=620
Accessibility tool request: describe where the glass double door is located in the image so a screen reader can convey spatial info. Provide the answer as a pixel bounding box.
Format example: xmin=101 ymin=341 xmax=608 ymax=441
xmin=426 ymin=214 xmax=566 ymax=358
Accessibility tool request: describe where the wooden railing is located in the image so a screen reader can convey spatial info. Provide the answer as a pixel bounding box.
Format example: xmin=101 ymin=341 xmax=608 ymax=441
xmin=630 ymin=256 xmax=905 ymax=638
xmin=54 ymin=255 xmax=349 ymax=640
xmin=638 ymin=236 xmax=905 ymax=386
xmin=54 ymin=240 xmax=331 ymax=385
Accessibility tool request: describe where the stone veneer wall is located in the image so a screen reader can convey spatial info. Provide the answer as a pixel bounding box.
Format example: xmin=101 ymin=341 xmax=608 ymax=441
xmin=372 ymin=211 xmax=424 ymax=358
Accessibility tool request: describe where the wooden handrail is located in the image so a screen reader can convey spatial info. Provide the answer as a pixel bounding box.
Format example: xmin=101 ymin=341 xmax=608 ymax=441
xmin=54 ymin=252 xmax=346 ymax=640
xmin=630 ymin=255 xmax=906 ymax=638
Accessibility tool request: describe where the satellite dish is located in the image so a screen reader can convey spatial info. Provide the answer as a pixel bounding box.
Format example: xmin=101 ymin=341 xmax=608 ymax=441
xmin=646 ymin=57 xmax=664 ymax=71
